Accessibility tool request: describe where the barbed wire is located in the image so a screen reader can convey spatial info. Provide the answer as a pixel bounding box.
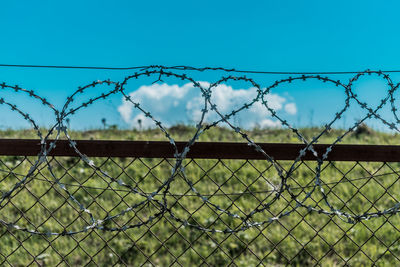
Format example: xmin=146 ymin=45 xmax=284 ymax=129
xmin=1 ymin=66 xmax=400 ymax=236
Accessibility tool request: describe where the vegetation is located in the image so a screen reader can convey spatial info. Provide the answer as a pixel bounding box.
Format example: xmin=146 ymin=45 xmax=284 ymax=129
xmin=1 ymin=125 xmax=400 ymax=266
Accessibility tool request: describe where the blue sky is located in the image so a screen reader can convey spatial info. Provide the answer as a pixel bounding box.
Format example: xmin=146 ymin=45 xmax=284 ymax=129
xmin=1 ymin=1 xmax=400 ymax=131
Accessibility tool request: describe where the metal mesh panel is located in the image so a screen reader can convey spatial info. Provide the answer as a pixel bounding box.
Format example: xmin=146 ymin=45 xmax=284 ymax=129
xmin=1 ymin=155 xmax=400 ymax=266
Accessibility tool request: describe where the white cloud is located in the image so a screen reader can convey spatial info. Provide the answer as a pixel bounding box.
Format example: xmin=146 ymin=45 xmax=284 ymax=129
xmin=118 ymin=82 xmax=297 ymax=129
xmin=284 ymin=103 xmax=297 ymax=115
xmin=259 ymin=119 xmax=282 ymax=128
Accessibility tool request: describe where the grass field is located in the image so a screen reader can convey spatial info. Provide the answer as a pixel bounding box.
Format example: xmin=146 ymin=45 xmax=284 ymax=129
xmin=1 ymin=126 xmax=400 ymax=266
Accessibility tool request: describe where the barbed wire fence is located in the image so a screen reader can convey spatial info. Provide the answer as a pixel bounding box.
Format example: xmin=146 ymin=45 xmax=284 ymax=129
xmin=1 ymin=66 xmax=400 ymax=265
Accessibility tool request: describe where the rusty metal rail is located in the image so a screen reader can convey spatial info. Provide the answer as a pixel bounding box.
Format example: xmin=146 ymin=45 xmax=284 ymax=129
xmin=0 ymin=138 xmax=399 ymax=162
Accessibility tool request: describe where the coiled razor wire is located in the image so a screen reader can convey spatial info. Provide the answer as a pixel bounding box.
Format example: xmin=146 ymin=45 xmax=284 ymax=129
xmin=0 ymin=66 xmax=400 ymax=236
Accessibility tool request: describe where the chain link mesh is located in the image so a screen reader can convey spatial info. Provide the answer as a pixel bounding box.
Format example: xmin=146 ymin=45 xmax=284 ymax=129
xmin=1 ymin=156 xmax=400 ymax=265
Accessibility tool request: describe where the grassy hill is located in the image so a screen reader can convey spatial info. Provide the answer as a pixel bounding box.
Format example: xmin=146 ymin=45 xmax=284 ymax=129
xmin=0 ymin=123 xmax=398 ymax=144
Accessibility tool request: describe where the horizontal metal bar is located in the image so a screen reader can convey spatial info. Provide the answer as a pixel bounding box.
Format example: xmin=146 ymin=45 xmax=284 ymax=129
xmin=0 ymin=139 xmax=399 ymax=162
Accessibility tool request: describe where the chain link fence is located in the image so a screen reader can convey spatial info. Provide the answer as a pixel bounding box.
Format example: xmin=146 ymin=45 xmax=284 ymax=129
xmin=1 ymin=67 xmax=400 ymax=265
xmin=1 ymin=143 xmax=400 ymax=266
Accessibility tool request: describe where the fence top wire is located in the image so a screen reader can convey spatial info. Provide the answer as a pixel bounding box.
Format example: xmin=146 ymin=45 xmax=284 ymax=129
xmin=1 ymin=63 xmax=400 ymax=74
xmin=1 ymin=66 xmax=400 ymax=236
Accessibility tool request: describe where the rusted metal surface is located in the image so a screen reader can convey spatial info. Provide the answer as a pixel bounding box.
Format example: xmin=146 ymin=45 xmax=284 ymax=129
xmin=0 ymin=139 xmax=399 ymax=162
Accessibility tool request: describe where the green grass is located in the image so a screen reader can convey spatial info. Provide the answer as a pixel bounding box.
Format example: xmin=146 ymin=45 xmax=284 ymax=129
xmin=1 ymin=125 xmax=400 ymax=266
